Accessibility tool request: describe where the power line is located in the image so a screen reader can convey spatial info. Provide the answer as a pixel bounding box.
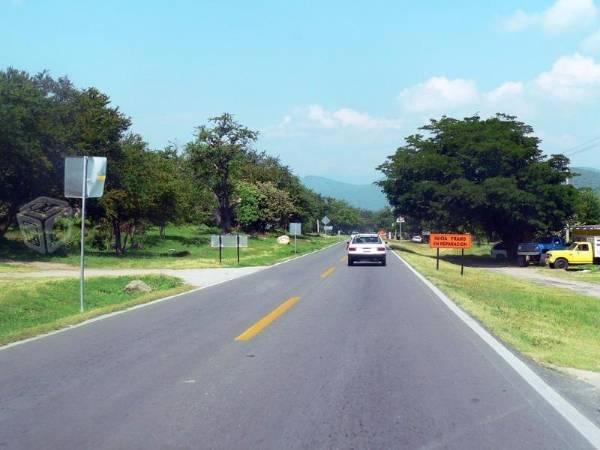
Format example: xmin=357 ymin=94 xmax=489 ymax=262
xmin=562 ymin=135 xmax=600 ymax=155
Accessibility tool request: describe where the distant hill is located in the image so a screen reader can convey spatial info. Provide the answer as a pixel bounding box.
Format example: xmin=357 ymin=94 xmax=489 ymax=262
xmin=302 ymin=176 xmax=389 ymax=211
xmin=572 ymin=167 xmax=600 ymax=193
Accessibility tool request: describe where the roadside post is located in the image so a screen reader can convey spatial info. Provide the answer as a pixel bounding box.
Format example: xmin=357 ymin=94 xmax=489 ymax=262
xmin=321 ymin=216 xmax=330 ymax=235
xmin=64 ymin=156 xmax=107 ymax=312
xmin=289 ymin=222 xmax=301 ymax=253
xmin=429 ymin=233 xmax=473 ymax=276
xmin=211 ymin=234 xmax=248 ymax=263
xmin=396 ymin=217 xmax=405 ymax=240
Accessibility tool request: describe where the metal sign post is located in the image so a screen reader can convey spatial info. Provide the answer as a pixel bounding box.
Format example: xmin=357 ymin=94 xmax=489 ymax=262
xmin=237 ymin=234 xmax=240 ymax=263
xmin=65 ymin=156 xmax=107 ymax=313
xmin=289 ymin=223 xmax=301 ymax=253
xmin=79 ymin=157 xmax=87 ymax=313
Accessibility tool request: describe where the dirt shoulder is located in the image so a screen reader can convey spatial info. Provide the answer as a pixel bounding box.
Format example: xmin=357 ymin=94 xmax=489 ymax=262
xmin=0 ymin=267 xmax=266 ymax=287
xmin=488 ymin=267 xmax=600 ymax=299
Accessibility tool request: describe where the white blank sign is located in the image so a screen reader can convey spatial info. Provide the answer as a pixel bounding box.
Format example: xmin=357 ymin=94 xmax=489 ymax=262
xmin=289 ymin=223 xmax=301 ymax=235
xmin=64 ymin=157 xmax=107 ymax=198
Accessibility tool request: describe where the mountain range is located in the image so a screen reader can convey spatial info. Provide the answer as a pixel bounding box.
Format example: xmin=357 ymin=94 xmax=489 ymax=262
xmin=302 ymin=167 xmax=600 ymax=212
xmin=572 ymin=167 xmax=600 ymax=192
xmin=301 ymin=176 xmax=389 ymax=211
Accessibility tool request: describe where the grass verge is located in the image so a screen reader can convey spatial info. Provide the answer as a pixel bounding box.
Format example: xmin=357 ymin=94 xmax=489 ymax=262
xmin=0 ymin=275 xmax=191 ymax=346
xmin=391 ymin=241 xmax=600 ymax=372
xmin=0 ymin=226 xmax=343 ymax=269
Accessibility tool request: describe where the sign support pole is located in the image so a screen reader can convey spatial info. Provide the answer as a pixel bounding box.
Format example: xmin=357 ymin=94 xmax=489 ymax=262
xmin=294 ymin=233 xmax=297 ymax=253
xmin=461 ymin=249 xmax=465 ymax=276
xmin=219 ymin=235 xmax=222 ymax=264
xmin=237 ymin=234 xmax=240 ymax=263
xmin=79 ymin=156 xmax=88 ymax=313
xmin=436 ymin=248 xmax=440 ymax=270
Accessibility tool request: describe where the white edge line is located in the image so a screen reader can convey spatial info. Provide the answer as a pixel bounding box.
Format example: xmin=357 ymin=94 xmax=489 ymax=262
xmin=392 ymin=250 xmax=600 ymax=448
xmin=0 ymin=239 xmax=344 ymax=352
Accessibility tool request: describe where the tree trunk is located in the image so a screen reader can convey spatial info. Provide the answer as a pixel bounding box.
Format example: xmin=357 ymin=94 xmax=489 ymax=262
xmin=0 ymin=205 xmax=18 ymax=237
xmin=218 ymin=202 xmax=232 ymax=233
xmin=159 ymin=224 xmax=166 ymax=239
xmin=112 ymin=218 xmax=123 ymax=255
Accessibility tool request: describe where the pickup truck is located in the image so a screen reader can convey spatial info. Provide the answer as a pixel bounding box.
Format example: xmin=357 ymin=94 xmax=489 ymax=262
xmin=517 ymin=236 xmax=567 ymax=267
xmin=546 ymin=237 xmax=600 ymax=269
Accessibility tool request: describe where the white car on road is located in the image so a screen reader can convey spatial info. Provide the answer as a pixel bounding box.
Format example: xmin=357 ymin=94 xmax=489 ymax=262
xmin=347 ymin=234 xmax=387 ymax=266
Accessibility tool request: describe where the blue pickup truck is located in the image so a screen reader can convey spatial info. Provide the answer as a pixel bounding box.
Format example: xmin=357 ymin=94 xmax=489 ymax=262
xmin=517 ymin=236 xmax=568 ymax=267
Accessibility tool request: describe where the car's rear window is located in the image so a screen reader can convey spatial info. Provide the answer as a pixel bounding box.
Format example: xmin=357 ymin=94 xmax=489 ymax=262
xmin=353 ymin=236 xmax=381 ymax=244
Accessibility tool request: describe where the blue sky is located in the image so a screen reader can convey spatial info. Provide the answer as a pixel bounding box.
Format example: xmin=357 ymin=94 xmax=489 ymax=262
xmin=3 ymin=0 xmax=600 ymax=183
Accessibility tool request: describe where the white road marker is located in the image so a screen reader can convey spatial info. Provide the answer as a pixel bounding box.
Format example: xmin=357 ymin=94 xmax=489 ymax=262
xmin=392 ymin=250 xmax=600 ymax=448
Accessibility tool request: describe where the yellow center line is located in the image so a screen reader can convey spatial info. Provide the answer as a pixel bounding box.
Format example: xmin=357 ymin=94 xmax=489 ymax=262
xmin=321 ymin=266 xmax=336 ymax=279
xmin=235 ymin=296 xmax=300 ymax=341
xmin=339 ymin=255 xmax=346 ymax=262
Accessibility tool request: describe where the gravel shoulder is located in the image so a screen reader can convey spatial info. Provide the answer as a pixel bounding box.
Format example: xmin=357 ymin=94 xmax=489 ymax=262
xmin=488 ymin=266 xmax=600 ymax=299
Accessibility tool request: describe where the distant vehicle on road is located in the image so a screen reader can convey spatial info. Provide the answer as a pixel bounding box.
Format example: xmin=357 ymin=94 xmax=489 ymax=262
xmin=411 ymin=235 xmax=423 ymax=243
xmin=347 ymin=233 xmax=387 ymax=266
xmin=547 ymin=238 xmax=600 ymax=269
xmin=517 ymin=236 xmax=567 ymax=267
xmin=490 ymin=242 xmax=508 ymax=260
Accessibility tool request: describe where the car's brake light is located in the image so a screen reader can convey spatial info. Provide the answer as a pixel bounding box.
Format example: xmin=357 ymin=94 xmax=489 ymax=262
xmin=348 ymin=247 xmax=356 ymax=251
xmin=377 ymin=247 xmax=385 ymax=251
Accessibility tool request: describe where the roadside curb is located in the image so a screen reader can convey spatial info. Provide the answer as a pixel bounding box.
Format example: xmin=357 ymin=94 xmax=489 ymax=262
xmin=0 ymin=240 xmax=344 ymax=352
xmin=392 ymin=250 xmax=600 ymax=448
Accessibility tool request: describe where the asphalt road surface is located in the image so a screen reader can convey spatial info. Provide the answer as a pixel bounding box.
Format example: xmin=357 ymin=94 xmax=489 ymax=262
xmin=0 ymin=244 xmax=596 ymax=449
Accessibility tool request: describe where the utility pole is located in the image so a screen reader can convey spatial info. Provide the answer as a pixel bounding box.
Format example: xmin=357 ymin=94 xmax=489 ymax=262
xmin=565 ymin=177 xmax=571 ymax=243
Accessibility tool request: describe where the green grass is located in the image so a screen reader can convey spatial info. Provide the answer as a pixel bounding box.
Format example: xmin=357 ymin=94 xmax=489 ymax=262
xmin=391 ymin=241 xmax=600 ymax=372
xmin=0 ymin=225 xmax=343 ymax=269
xmin=0 ymin=275 xmax=190 ymax=345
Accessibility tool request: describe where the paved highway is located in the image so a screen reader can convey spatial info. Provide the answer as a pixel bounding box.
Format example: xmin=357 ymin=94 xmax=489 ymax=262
xmin=0 ymin=244 xmax=596 ymax=449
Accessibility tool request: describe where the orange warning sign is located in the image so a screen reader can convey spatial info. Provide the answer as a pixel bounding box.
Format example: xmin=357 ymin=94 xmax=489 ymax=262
xmin=429 ymin=233 xmax=472 ymax=249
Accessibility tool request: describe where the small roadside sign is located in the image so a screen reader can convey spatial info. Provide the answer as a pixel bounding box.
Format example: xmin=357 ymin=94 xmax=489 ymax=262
xmin=429 ymin=234 xmax=472 ymax=249
xmin=65 ymin=157 xmax=107 ymax=199
xmin=289 ymin=222 xmax=301 ymax=253
xmin=289 ymin=222 xmax=302 ymax=235
xmin=396 ymin=217 xmax=405 ymax=223
xmin=63 ymin=156 xmax=108 ymax=314
xmin=321 ymin=216 xmax=330 ymax=225
xmin=429 ymin=233 xmax=472 ymax=276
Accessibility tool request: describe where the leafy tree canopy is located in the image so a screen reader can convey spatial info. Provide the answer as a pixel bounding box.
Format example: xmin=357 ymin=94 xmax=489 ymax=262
xmin=377 ymin=114 xmax=578 ymax=250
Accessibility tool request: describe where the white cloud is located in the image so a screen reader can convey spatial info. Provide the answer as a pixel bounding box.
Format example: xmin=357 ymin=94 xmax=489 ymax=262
xmin=502 ymin=0 xmax=597 ymax=33
xmin=534 ymin=53 xmax=600 ymax=100
xmin=581 ymin=28 xmax=600 ymax=53
xmin=299 ymin=105 xmax=402 ymax=130
xmin=502 ymin=9 xmax=539 ymax=32
xmin=398 ymin=77 xmax=479 ymax=112
xmin=266 ymin=105 xmax=403 ymax=137
xmin=485 ymin=81 xmax=524 ymax=103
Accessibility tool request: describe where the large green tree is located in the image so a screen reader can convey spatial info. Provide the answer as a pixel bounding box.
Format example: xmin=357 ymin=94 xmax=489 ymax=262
xmin=186 ymin=114 xmax=259 ymax=232
xmin=0 ymin=68 xmax=130 ymax=236
xmin=377 ymin=114 xmax=578 ymax=252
